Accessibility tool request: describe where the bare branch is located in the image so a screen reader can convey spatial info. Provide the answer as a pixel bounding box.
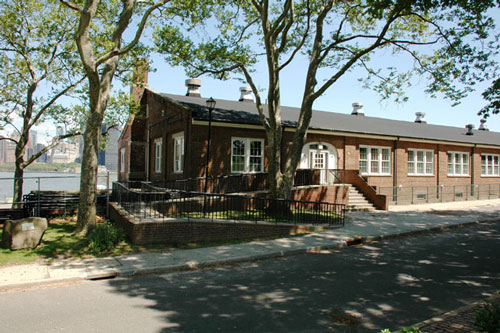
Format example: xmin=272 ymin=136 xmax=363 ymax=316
xmin=0 ymin=136 xmax=18 ymax=144
xmin=96 ymin=0 xmax=170 ymax=66
xmin=240 ymin=65 xmax=270 ymax=131
xmin=22 ymin=131 xmax=82 ymax=167
xmin=59 ymin=0 xmax=83 ymax=13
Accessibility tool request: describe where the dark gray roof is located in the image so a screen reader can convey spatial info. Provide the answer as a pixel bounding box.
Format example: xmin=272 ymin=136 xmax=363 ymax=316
xmin=159 ymin=92 xmax=500 ymax=147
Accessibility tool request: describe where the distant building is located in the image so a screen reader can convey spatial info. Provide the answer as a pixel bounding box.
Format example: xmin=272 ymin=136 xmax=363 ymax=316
xmin=50 ymin=141 xmax=79 ymax=164
xmin=35 ymin=143 xmax=48 ymax=163
xmin=0 ymin=131 xmax=17 ymax=164
xmin=98 ymin=124 xmax=121 ymax=172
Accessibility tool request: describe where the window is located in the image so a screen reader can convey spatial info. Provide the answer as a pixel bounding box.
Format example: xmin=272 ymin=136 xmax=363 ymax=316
xmin=120 ymin=148 xmax=126 ymax=172
xmin=231 ymin=138 xmax=264 ymax=173
xmin=448 ymin=152 xmax=469 ymax=176
xmin=481 ymin=154 xmax=499 ymax=176
xmin=173 ymin=132 xmax=184 ymax=173
xmin=408 ymin=149 xmax=433 ymax=175
xmin=154 ymin=138 xmax=162 ymax=173
xmin=359 ymin=146 xmax=391 ymax=175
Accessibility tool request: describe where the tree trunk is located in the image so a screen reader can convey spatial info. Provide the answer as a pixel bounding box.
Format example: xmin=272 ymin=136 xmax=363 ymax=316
xmin=12 ymin=160 xmax=24 ymax=209
xmin=12 ymin=137 xmax=27 ymax=208
xmin=75 ymin=108 xmax=103 ymax=235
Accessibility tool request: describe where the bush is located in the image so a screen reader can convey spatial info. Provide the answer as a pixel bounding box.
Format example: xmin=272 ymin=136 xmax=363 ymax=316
xmin=88 ymin=222 xmax=125 ymax=254
xmin=475 ymin=301 xmax=500 ymax=333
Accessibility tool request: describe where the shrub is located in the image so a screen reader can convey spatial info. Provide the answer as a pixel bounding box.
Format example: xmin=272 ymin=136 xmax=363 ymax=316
xmin=88 ymin=222 xmax=125 ymax=254
xmin=474 ymin=301 xmax=500 ymax=333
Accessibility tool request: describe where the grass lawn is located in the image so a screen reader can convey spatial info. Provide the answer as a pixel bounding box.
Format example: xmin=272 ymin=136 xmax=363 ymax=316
xmin=172 ymin=209 xmax=342 ymax=224
xmin=0 ymin=215 xmax=314 ymax=267
xmin=0 ymin=216 xmax=165 ymax=267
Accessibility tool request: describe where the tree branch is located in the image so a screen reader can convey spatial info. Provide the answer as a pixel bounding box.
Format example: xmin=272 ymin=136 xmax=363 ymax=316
xmin=59 ymin=0 xmax=83 ymax=13
xmin=95 ymin=0 xmax=170 ymax=66
xmin=22 ymin=131 xmax=82 ymax=167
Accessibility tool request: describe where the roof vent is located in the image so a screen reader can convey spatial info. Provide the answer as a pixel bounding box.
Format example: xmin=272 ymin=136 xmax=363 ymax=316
xmin=351 ymin=102 xmax=364 ymax=116
xmin=479 ymin=117 xmax=489 ymax=131
xmin=465 ymin=124 xmax=474 ymax=135
xmin=239 ymin=86 xmax=253 ymax=103
xmin=414 ymin=112 xmax=426 ymax=123
xmin=185 ymin=79 xmax=201 ymax=97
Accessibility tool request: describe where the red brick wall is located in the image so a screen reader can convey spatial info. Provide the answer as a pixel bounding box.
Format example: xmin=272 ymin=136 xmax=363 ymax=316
xmin=190 ymin=125 xmax=268 ymax=178
xmin=292 ymin=185 xmax=349 ymax=204
xmin=109 ymin=202 xmax=315 ymax=245
xmin=145 ymin=91 xmax=191 ymax=181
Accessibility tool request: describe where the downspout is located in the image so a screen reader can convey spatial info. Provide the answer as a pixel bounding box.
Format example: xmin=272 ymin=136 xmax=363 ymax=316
xmin=146 ymin=125 xmax=150 ymax=181
xmin=393 ymin=137 xmax=399 ymax=202
xmin=471 ymin=144 xmax=476 ymax=195
xmin=437 ymin=144 xmax=440 ymax=186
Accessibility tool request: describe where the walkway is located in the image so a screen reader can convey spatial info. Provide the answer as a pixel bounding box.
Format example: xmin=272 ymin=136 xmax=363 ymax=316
xmin=1 ymin=199 xmax=500 ymax=331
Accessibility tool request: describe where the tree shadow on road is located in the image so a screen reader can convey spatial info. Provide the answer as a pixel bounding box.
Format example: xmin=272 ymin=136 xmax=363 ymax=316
xmin=105 ymin=222 xmax=500 ymax=332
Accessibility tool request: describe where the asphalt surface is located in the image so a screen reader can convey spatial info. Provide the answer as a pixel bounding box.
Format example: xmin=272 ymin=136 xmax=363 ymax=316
xmin=1 ymin=221 xmax=499 ymax=332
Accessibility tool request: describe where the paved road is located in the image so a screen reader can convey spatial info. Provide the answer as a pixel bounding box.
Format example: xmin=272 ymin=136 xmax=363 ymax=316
xmin=1 ymin=222 xmax=499 ymax=332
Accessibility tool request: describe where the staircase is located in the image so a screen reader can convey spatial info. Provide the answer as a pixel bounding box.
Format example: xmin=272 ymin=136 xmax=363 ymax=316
xmin=347 ymin=185 xmax=377 ymax=211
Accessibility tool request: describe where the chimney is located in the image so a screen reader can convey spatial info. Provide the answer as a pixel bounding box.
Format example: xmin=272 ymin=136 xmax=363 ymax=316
xmin=351 ymin=102 xmax=364 ymax=116
xmin=479 ymin=117 xmax=489 ymax=131
xmin=130 ymin=60 xmax=149 ymax=104
xmin=185 ymin=79 xmax=201 ymax=97
xmin=414 ymin=112 xmax=426 ymax=123
xmin=239 ymin=86 xmax=253 ymax=102
xmin=465 ymin=124 xmax=474 ymax=135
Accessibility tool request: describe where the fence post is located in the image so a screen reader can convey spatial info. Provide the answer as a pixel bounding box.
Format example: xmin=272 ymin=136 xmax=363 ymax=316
xmin=37 ymin=177 xmax=41 ymax=217
xmin=426 ymin=186 xmax=429 ymax=203
xmin=106 ymin=171 xmax=110 ymax=218
xmin=411 ymin=187 xmax=414 ymax=204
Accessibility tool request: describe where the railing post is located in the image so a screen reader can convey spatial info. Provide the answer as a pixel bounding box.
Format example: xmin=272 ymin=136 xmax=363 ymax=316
xmin=411 ymin=187 xmax=414 ymax=204
xmin=106 ymin=171 xmax=110 ymax=218
xmin=37 ymin=177 xmax=41 ymax=217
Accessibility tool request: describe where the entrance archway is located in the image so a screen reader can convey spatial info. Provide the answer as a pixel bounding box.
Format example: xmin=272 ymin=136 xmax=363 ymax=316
xmin=299 ymin=142 xmax=338 ymax=184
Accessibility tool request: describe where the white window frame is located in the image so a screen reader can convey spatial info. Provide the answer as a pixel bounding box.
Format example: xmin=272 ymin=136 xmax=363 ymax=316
xmin=408 ymin=149 xmax=434 ymax=176
xmin=173 ymin=132 xmax=184 ymax=174
xmin=481 ymin=154 xmax=500 ymax=176
xmin=120 ymin=148 xmax=126 ymax=172
xmin=448 ymin=151 xmax=469 ymax=176
xmin=154 ymin=138 xmax=162 ymax=173
xmin=359 ymin=145 xmax=391 ymax=176
xmin=231 ymin=137 xmax=264 ymax=173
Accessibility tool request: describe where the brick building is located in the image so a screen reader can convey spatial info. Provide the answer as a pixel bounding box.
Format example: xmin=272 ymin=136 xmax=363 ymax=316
xmin=118 ymin=78 xmax=500 ymax=208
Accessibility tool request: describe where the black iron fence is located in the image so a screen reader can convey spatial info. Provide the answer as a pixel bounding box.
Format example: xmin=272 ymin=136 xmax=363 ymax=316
xmin=113 ymin=182 xmax=345 ymax=227
xmin=378 ymin=183 xmax=500 ymax=205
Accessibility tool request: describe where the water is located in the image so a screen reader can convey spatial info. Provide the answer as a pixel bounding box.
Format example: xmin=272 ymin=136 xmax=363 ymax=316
xmin=0 ymin=171 xmax=117 ymax=204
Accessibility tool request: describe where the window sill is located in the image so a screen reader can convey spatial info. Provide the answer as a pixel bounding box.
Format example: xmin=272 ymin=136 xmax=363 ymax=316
xmin=447 ymin=175 xmax=470 ymax=178
xmin=480 ymin=175 xmax=500 ymax=177
xmin=407 ymin=174 xmax=434 ymax=177
xmin=360 ymin=174 xmax=392 ymax=177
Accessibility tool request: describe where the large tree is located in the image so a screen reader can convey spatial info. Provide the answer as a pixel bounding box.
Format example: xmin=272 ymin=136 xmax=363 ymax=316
xmin=156 ymin=0 xmax=499 ymax=199
xmin=61 ymin=0 xmax=216 ymax=235
xmin=0 ymin=0 xmax=84 ymax=207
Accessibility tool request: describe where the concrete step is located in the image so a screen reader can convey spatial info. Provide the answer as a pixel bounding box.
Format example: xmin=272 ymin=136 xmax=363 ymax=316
xmin=347 ymin=186 xmax=377 ymax=211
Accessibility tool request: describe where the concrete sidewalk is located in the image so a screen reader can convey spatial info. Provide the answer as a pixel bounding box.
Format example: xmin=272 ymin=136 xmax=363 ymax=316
xmin=1 ymin=199 xmax=499 ymax=291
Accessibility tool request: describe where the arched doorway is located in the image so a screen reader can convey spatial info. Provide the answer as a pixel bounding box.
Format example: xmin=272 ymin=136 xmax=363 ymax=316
xmin=299 ymin=142 xmax=337 ymax=184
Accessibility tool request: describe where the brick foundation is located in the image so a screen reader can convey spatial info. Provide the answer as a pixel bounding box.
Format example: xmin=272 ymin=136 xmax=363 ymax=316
xmin=109 ymin=202 xmax=318 ymax=245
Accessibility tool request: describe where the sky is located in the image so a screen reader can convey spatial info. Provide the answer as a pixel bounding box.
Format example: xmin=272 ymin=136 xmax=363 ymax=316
xmin=145 ymin=52 xmax=499 ymax=133
xmin=3 ymin=5 xmax=500 ymax=144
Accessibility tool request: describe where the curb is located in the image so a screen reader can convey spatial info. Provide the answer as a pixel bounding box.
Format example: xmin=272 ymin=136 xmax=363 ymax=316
xmin=0 ymin=219 xmax=496 ymax=291
xmin=114 ymin=220 xmax=492 ymax=279
xmin=409 ymin=293 xmax=500 ymax=332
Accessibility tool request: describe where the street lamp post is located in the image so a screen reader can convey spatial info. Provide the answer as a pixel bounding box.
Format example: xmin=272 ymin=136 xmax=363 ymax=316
xmin=203 ymin=97 xmax=216 ymax=216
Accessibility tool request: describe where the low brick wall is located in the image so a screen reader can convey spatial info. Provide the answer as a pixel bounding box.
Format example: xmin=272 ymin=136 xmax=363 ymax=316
xmin=109 ymin=202 xmax=317 ymax=245
xmin=292 ymin=185 xmax=349 ymax=205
